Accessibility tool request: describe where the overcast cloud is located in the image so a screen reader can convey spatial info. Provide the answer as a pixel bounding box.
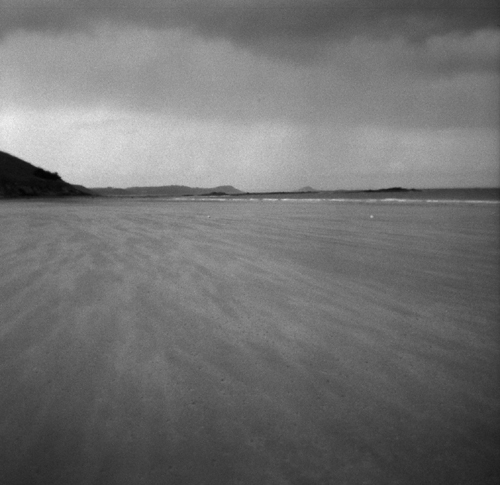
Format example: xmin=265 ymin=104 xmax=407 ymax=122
xmin=0 ymin=0 xmax=498 ymax=190
xmin=2 ymin=0 xmax=497 ymax=42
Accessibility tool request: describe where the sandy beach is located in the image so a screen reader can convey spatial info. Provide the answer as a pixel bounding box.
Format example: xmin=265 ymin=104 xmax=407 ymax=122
xmin=0 ymin=198 xmax=498 ymax=484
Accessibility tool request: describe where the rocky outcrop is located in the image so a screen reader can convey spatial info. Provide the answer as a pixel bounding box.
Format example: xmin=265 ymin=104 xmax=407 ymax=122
xmin=0 ymin=182 xmax=90 ymax=197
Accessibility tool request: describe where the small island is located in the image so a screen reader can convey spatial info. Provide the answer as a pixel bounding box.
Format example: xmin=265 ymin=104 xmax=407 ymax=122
xmin=361 ymin=187 xmax=420 ymax=193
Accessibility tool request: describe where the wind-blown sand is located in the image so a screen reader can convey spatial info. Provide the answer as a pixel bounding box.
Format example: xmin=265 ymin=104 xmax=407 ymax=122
xmin=0 ymin=198 xmax=498 ymax=484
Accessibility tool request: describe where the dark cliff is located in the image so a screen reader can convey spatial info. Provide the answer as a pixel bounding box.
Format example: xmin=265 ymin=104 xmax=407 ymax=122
xmin=0 ymin=151 xmax=92 ymax=197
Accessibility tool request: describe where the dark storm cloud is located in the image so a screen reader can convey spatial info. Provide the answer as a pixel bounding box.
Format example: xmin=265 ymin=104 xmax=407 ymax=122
xmin=2 ymin=0 xmax=498 ymax=43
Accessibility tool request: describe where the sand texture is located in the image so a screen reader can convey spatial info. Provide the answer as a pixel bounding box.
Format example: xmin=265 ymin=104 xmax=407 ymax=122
xmin=0 ymin=198 xmax=499 ymax=484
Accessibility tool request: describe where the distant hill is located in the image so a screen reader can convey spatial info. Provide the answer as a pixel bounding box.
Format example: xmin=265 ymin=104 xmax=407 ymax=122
xmin=0 ymin=151 xmax=92 ymax=197
xmin=296 ymin=186 xmax=318 ymax=193
xmin=91 ymin=185 xmax=244 ymax=197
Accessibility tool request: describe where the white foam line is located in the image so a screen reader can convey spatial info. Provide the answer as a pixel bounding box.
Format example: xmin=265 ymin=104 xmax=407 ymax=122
xmin=162 ymin=197 xmax=499 ymax=204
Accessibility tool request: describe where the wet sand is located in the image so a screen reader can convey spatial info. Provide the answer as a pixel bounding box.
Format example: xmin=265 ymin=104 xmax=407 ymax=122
xmin=0 ymin=198 xmax=499 ymax=484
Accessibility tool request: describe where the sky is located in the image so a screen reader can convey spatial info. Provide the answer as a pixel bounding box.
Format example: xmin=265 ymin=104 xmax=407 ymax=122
xmin=1 ymin=0 xmax=499 ymax=191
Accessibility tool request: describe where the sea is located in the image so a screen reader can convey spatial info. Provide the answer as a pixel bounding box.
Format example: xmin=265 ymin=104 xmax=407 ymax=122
xmin=161 ymin=187 xmax=500 ymax=204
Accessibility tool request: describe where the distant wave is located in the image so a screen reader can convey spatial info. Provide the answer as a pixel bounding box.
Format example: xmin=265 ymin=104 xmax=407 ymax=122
xmin=166 ymin=197 xmax=499 ymax=204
